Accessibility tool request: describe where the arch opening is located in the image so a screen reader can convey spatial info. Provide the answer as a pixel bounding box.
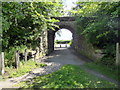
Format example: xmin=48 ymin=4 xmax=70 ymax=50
xmin=47 ymin=23 xmax=76 ymax=54
xmin=54 ymin=28 xmax=73 ymax=49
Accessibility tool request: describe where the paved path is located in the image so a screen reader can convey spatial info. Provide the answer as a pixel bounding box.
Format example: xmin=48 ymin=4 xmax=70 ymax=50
xmin=0 ymin=47 xmax=119 ymax=89
xmin=46 ymin=47 xmax=85 ymax=65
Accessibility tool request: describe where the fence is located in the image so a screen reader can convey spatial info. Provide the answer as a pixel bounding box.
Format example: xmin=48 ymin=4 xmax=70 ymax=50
xmin=0 ymin=49 xmax=38 ymax=75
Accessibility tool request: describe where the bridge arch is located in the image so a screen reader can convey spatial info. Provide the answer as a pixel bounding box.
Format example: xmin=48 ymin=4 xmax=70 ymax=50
xmin=47 ymin=16 xmax=101 ymax=62
xmin=47 ymin=17 xmax=77 ymax=54
xmin=56 ymin=25 xmax=75 ymax=34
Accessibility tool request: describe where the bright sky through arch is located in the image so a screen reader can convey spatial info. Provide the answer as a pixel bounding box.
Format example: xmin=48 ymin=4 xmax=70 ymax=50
xmin=55 ymin=29 xmax=72 ymax=40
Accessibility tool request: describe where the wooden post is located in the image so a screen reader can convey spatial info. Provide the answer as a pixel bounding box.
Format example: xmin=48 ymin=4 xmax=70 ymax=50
xmin=15 ymin=51 xmax=20 ymax=69
xmin=66 ymin=44 xmax=67 ymax=48
xmin=0 ymin=52 xmax=4 ymax=75
xmin=33 ymin=49 xmax=37 ymax=61
xmin=60 ymin=44 xmax=61 ymax=48
xmin=24 ymin=49 xmax=27 ymax=62
xmin=33 ymin=52 xmax=36 ymax=61
xmin=116 ymin=42 xmax=120 ymax=66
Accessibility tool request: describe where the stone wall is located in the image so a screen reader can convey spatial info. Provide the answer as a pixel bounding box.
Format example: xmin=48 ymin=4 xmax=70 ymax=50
xmin=33 ymin=31 xmax=48 ymax=60
xmin=74 ymin=34 xmax=103 ymax=61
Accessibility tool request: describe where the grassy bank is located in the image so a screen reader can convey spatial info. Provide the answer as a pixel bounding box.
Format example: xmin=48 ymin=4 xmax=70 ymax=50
xmin=85 ymin=62 xmax=119 ymax=82
xmin=1 ymin=60 xmax=47 ymax=80
xmin=16 ymin=64 xmax=117 ymax=88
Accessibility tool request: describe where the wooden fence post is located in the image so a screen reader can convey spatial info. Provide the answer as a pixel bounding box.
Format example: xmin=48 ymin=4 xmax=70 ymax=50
xmin=15 ymin=50 xmax=20 ymax=69
xmin=66 ymin=44 xmax=67 ymax=48
xmin=0 ymin=52 xmax=4 ymax=75
xmin=24 ymin=49 xmax=27 ymax=62
xmin=116 ymin=42 xmax=120 ymax=66
xmin=33 ymin=53 xmax=36 ymax=61
xmin=60 ymin=44 xmax=61 ymax=48
xmin=33 ymin=49 xmax=37 ymax=61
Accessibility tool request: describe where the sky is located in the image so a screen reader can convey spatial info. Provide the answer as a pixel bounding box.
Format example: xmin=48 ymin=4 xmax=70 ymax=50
xmin=55 ymin=0 xmax=77 ymax=40
xmin=62 ymin=0 xmax=77 ymax=16
xmin=55 ymin=29 xmax=72 ymax=40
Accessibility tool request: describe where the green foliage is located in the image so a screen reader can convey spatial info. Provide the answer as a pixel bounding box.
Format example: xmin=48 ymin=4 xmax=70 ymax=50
xmin=2 ymin=2 xmax=63 ymax=50
xmin=85 ymin=62 xmax=119 ymax=82
xmin=72 ymin=2 xmax=119 ymax=67
xmin=2 ymin=2 xmax=63 ymax=67
xmin=17 ymin=65 xmax=116 ymax=88
xmin=68 ymin=40 xmax=72 ymax=46
xmin=101 ymin=44 xmax=116 ymax=66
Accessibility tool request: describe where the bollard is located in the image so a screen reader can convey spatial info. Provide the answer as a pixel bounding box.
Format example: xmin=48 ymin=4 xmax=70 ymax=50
xmin=116 ymin=42 xmax=120 ymax=66
xmin=33 ymin=49 xmax=37 ymax=61
xmin=24 ymin=49 xmax=27 ymax=62
xmin=66 ymin=44 xmax=67 ymax=48
xmin=60 ymin=44 xmax=61 ymax=48
xmin=0 ymin=52 xmax=4 ymax=75
xmin=15 ymin=51 xmax=20 ymax=69
xmin=33 ymin=53 xmax=36 ymax=61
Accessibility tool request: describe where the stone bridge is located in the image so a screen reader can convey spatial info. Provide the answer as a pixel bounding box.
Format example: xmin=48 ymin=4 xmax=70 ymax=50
xmin=48 ymin=17 xmax=77 ymax=53
xmin=47 ymin=17 xmax=99 ymax=61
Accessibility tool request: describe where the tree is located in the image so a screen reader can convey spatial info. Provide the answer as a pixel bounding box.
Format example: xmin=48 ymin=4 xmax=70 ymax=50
xmin=2 ymin=2 xmax=63 ymax=66
xmin=70 ymin=2 xmax=120 ymax=66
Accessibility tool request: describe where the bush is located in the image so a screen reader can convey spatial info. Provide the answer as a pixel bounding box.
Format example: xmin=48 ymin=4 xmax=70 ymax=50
xmin=100 ymin=44 xmax=116 ymax=66
xmin=68 ymin=40 xmax=72 ymax=46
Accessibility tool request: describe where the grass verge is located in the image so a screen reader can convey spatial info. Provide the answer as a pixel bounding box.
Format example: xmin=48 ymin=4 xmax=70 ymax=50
xmin=85 ymin=62 xmax=119 ymax=82
xmin=1 ymin=60 xmax=47 ymax=80
xmin=16 ymin=64 xmax=117 ymax=88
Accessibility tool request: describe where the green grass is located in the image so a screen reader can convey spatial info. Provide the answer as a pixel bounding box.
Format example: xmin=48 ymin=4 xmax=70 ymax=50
xmin=85 ymin=62 xmax=119 ymax=82
xmin=1 ymin=60 xmax=47 ymax=80
xmin=16 ymin=64 xmax=117 ymax=88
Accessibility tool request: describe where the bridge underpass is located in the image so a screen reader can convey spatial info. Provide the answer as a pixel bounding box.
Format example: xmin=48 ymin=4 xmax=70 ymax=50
xmin=48 ymin=17 xmax=77 ymax=53
xmin=47 ymin=17 xmax=99 ymax=61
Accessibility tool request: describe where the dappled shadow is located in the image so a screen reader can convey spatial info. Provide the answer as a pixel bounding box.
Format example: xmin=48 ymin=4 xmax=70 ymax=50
xmin=8 ymin=48 xmax=119 ymax=89
xmin=44 ymin=48 xmax=85 ymax=65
